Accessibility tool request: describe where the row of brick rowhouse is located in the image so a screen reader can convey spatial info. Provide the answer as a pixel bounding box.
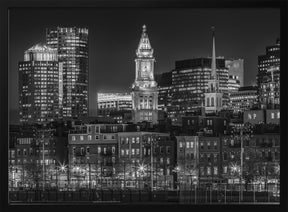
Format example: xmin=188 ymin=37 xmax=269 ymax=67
xmin=67 ymin=123 xmax=279 ymax=190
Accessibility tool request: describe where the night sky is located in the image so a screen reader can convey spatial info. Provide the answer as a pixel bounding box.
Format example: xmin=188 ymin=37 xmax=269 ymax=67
xmin=9 ymin=8 xmax=280 ymax=124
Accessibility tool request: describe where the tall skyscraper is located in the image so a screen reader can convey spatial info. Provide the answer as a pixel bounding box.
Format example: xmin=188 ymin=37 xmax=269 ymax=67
xmin=19 ymin=43 xmax=63 ymax=123
xmin=257 ymin=39 xmax=280 ymax=109
xmin=204 ymin=26 xmax=223 ymax=114
xmin=46 ymin=27 xmax=89 ymax=119
xmin=131 ymin=25 xmax=158 ymax=124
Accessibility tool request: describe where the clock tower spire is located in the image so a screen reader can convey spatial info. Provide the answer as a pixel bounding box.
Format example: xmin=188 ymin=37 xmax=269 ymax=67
xmin=132 ymin=25 xmax=158 ymax=124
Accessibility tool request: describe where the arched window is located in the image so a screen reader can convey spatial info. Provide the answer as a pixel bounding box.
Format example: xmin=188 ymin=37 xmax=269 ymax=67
xmin=211 ymin=97 xmax=214 ymax=106
xmin=206 ymin=98 xmax=210 ymax=107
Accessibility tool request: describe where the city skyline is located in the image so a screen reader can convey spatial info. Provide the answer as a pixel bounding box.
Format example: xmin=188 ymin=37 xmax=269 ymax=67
xmin=9 ymin=8 xmax=280 ymax=123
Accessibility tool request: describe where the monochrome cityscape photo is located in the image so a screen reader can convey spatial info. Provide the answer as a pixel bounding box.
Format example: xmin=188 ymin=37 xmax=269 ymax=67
xmin=8 ymin=8 xmax=280 ymax=204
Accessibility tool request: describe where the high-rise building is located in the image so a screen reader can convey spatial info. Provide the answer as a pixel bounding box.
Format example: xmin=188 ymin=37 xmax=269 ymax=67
xmin=46 ymin=27 xmax=89 ymax=119
xmin=97 ymin=92 xmax=132 ymax=116
xmin=19 ymin=43 xmax=63 ymax=123
xmin=229 ymin=86 xmax=258 ymax=113
xmin=204 ymin=27 xmax=223 ymax=114
xmin=155 ymin=72 xmax=172 ymax=112
xmin=131 ymin=25 xmax=158 ymax=124
xmin=257 ymin=39 xmax=280 ymax=109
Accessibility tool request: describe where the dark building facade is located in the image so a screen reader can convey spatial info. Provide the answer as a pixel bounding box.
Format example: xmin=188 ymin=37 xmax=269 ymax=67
xmin=198 ymin=136 xmax=222 ymax=183
xmin=155 ymin=72 xmax=172 ymax=112
xmin=46 ymin=27 xmax=89 ymax=119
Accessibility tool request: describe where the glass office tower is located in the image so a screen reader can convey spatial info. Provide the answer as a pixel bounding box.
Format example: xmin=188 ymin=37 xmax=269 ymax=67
xmin=46 ymin=27 xmax=89 ymax=119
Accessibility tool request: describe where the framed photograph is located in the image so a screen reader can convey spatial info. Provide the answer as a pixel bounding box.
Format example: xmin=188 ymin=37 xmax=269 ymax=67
xmin=1 ymin=0 xmax=287 ymax=212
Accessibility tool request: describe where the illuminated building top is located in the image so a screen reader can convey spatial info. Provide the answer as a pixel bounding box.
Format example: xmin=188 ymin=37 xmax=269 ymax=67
xmin=133 ymin=25 xmax=157 ymax=90
xmin=136 ymin=25 xmax=154 ymax=58
xmin=24 ymin=43 xmax=57 ymax=61
xmin=98 ymin=93 xmax=132 ymax=102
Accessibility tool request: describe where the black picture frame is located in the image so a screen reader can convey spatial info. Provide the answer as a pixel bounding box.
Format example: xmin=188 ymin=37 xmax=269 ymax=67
xmin=1 ymin=0 xmax=287 ymax=212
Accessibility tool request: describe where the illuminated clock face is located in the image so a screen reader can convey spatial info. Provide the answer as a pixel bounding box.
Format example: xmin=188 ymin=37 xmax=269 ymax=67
xmin=141 ymin=62 xmax=151 ymax=79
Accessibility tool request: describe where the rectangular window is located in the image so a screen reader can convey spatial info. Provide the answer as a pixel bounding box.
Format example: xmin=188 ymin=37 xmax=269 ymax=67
xmin=80 ymin=135 xmax=84 ymax=141
xmin=136 ymin=148 xmax=140 ymax=155
xmin=112 ymin=146 xmax=115 ymax=154
xmin=160 ymin=146 xmax=164 ymax=153
xmin=95 ymin=135 xmax=99 ymax=140
xmin=207 ymin=167 xmax=211 ymax=175
xmin=11 ymin=150 xmax=15 ymax=158
xmin=214 ymin=141 xmax=217 ymax=149
xmin=72 ymin=136 xmax=75 ymax=141
xmin=86 ymin=147 xmax=90 ymax=154
xmin=200 ymin=142 xmax=204 ymax=149
xmin=160 ymin=158 xmax=163 ymax=164
xmin=190 ymin=142 xmax=194 ymax=148
xmin=132 ymin=137 xmax=135 ymax=144
xmin=136 ymin=137 xmax=140 ymax=143
xmin=167 ymin=158 xmax=170 ymax=164
xmin=81 ymin=147 xmax=84 ymax=155
xmin=271 ymin=113 xmax=274 ymax=119
xmin=126 ymin=149 xmax=129 ymax=156
xmin=98 ymin=147 xmax=101 ymax=154
xmin=88 ymin=135 xmax=92 ymax=140
xmin=166 ymin=146 xmax=171 ymax=154
xmin=121 ymin=149 xmax=124 ymax=156
xmin=207 ymin=141 xmax=211 ymax=149
xmin=200 ymin=167 xmax=204 ymax=176
xmin=179 ymin=142 xmax=183 ymax=148
xmin=132 ymin=149 xmax=135 ymax=155
xmin=186 ymin=142 xmax=190 ymax=148
xmin=223 ymin=166 xmax=227 ymax=174
xmin=104 ymin=147 xmax=106 ymax=154
xmin=214 ymin=167 xmax=218 ymax=175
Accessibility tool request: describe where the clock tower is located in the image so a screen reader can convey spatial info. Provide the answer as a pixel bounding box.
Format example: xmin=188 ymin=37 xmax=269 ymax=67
xmin=132 ymin=25 xmax=158 ymax=124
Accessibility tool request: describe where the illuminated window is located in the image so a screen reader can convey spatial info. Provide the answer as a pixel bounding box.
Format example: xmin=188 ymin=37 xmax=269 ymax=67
xmin=253 ymin=113 xmax=257 ymax=119
xmin=207 ymin=167 xmax=211 ymax=175
xmin=271 ymin=113 xmax=274 ymax=119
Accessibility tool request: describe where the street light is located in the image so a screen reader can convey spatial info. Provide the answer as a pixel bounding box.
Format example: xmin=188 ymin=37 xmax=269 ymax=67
xmin=137 ymin=163 xmax=147 ymax=189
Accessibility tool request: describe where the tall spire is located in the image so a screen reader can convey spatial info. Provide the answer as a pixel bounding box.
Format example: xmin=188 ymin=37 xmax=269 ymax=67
xmin=136 ymin=24 xmax=153 ymax=58
xmin=211 ymin=26 xmax=217 ymax=79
